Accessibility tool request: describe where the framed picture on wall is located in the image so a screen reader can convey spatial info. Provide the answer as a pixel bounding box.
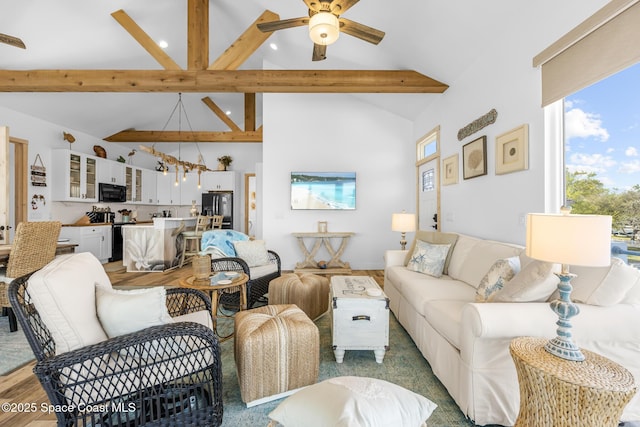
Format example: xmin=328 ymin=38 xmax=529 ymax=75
xmin=495 ymin=124 xmax=529 ymax=175
xmin=462 ymin=136 xmax=487 ymax=180
xmin=442 ymin=154 xmax=459 ymax=185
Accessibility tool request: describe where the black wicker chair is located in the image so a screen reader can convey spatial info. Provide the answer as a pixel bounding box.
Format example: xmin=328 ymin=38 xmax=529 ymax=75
xmin=211 ymin=250 xmax=281 ymax=309
xmin=9 ymin=273 xmax=223 ymax=427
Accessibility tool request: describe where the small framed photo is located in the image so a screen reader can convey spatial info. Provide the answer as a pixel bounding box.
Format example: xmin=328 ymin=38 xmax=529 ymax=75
xmin=462 ymin=136 xmax=487 ymax=180
xmin=442 ymin=154 xmax=458 ymax=185
xmin=495 ymin=124 xmax=529 ymax=175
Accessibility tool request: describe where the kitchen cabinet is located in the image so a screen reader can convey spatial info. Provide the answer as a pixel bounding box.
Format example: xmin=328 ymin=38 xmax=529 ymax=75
xmin=125 ymin=166 xmax=144 ymax=203
xmin=179 ymin=171 xmax=203 ymax=206
xmin=201 ymin=171 xmax=235 ymax=191
xmin=141 ymin=169 xmax=157 ymax=205
xmin=51 ymin=149 xmax=99 ymax=202
xmin=59 ymin=225 xmax=112 ymax=264
xmin=156 ymin=171 xmax=177 ymax=205
xmin=97 ymin=158 xmax=125 ymax=185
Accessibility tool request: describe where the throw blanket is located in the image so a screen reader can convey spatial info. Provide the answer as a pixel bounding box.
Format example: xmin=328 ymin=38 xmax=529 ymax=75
xmin=200 ymin=230 xmax=249 ymax=259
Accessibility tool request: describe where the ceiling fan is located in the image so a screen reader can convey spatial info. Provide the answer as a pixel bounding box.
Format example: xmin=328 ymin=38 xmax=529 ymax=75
xmin=0 ymin=33 xmax=26 ymax=49
xmin=257 ymin=0 xmax=384 ymax=61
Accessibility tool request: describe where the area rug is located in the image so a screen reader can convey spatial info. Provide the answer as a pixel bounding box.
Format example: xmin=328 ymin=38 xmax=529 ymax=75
xmin=219 ymin=312 xmax=480 ymax=427
xmin=0 ymin=315 xmax=34 ymax=376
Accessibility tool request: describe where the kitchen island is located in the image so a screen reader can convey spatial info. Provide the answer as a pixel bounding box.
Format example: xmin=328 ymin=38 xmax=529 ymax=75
xmin=122 ymin=217 xmax=197 ymax=272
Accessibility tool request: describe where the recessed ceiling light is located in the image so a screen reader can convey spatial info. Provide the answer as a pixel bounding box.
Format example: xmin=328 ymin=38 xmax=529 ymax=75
xmin=270 ymin=43 xmax=278 ymax=50
xmin=159 ymin=40 xmax=169 ymax=49
xmin=225 ymin=110 xmax=231 ymax=115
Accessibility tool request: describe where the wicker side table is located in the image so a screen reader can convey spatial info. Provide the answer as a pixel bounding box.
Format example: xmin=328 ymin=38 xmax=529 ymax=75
xmin=510 ymin=337 xmax=636 ymax=427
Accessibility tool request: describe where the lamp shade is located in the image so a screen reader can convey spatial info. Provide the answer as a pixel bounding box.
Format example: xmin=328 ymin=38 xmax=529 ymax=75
xmin=391 ymin=213 xmax=416 ymax=233
xmin=309 ymin=12 xmax=340 ymax=45
xmin=526 ymin=213 xmax=611 ymax=267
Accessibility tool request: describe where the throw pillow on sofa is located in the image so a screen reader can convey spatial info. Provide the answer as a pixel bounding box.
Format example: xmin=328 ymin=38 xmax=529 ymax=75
xmin=475 ymin=256 xmax=520 ymax=302
xmin=404 ymin=231 xmax=458 ymax=275
xmin=558 ymin=257 xmax=640 ymax=306
xmin=407 ymin=240 xmax=451 ymax=278
xmin=491 ymin=260 xmax=559 ymax=302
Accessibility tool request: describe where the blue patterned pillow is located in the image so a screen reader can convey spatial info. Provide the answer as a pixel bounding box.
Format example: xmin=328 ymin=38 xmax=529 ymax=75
xmin=407 ymin=240 xmax=451 ymax=278
xmin=475 ymin=256 xmax=521 ymax=302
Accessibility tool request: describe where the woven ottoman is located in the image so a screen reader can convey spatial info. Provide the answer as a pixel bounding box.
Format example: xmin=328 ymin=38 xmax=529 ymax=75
xmin=235 ymin=304 xmax=319 ymax=406
xmin=268 ymin=273 xmax=329 ymax=320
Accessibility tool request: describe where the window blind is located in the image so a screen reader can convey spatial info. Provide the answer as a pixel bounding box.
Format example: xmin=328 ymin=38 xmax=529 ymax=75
xmin=534 ymin=0 xmax=640 ymax=106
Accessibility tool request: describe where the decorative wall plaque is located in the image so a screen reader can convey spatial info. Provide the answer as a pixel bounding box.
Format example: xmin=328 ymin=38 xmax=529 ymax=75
xmin=457 ymin=109 xmax=498 ymax=141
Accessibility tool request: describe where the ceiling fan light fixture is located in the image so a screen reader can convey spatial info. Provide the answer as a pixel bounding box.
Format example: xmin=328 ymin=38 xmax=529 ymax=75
xmin=309 ymin=12 xmax=339 ymax=45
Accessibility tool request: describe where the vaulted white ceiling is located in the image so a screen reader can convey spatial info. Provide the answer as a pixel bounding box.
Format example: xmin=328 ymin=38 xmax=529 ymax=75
xmin=0 ymin=0 xmax=608 ymax=142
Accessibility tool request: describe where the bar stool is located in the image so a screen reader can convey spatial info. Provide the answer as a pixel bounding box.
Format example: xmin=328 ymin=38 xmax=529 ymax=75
xmin=178 ymin=215 xmax=212 ymax=268
xmin=211 ymin=215 xmax=224 ymax=229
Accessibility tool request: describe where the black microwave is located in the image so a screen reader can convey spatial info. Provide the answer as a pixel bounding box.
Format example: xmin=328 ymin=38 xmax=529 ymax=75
xmin=99 ymin=183 xmax=127 ymax=203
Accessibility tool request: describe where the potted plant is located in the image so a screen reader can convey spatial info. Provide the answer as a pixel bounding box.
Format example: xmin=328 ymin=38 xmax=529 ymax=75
xmin=217 ymin=155 xmax=233 ymax=171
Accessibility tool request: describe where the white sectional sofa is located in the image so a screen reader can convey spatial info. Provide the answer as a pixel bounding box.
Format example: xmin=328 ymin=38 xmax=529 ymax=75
xmin=384 ymin=231 xmax=640 ymax=426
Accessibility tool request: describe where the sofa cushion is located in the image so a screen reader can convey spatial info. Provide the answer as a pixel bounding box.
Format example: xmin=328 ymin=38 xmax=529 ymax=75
xmin=234 ymin=239 xmax=270 ymax=267
xmin=407 ymin=241 xmax=451 ymax=278
xmin=404 ymin=231 xmax=459 ymax=274
xmin=27 ymin=252 xmax=110 ymax=354
xmin=423 ymin=300 xmax=467 ymax=348
xmin=96 ymin=286 xmax=174 ymax=338
xmin=268 ymin=376 xmax=437 ymax=427
xmin=492 ymin=260 xmax=559 ymax=302
xmin=475 ymin=257 xmax=520 ymax=302
xmin=567 ymin=257 xmax=640 ymax=306
xmin=449 ymin=237 xmax=523 ymax=288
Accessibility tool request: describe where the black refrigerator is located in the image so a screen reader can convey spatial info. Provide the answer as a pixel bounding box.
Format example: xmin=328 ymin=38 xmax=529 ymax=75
xmin=202 ymin=191 xmax=233 ymax=229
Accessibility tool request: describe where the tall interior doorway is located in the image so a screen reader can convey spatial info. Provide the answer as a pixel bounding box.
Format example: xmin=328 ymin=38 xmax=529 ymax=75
xmin=1 ymin=126 xmax=28 ymax=244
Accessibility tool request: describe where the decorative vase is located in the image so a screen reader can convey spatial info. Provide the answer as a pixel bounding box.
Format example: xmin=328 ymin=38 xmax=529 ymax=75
xmin=218 ymin=162 xmax=226 ymax=171
xmin=192 ymin=254 xmax=211 ymax=280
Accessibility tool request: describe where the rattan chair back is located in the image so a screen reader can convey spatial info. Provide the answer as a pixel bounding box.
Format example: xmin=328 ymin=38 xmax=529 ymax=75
xmin=6 ymin=221 xmax=61 ymax=278
xmin=1 ymin=221 xmax=61 ymax=310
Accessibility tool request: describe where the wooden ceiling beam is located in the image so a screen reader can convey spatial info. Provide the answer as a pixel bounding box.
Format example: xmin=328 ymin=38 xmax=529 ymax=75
xmin=245 ymin=93 xmax=256 ymax=132
xmin=0 ymin=70 xmax=448 ymax=93
xmin=187 ymin=0 xmax=208 ymax=70
xmin=111 ymin=9 xmax=182 ymax=71
xmin=209 ymin=10 xmax=280 ymax=71
xmin=104 ymin=129 xmax=263 ymax=143
xmin=201 ymin=96 xmax=241 ymax=132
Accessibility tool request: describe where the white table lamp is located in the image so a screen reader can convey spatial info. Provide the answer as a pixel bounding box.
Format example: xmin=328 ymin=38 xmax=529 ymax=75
xmin=391 ymin=212 xmax=416 ymax=250
xmin=526 ymin=209 xmax=611 ymax=361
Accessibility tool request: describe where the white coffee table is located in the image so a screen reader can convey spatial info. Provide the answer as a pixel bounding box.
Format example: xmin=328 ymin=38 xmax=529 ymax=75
xmin=329 ymin=275 xmax=390 ymax=363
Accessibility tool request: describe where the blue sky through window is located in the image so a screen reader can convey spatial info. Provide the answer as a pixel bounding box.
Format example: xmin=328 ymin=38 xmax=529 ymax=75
xmin=565 ymin=62 xmax=640 ymax=192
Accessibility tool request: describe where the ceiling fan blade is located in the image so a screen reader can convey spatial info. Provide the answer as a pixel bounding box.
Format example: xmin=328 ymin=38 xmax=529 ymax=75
xmin=330 ymin=0 xmax=360 ymax=15
xmin=302 ymin=0 xmax=321 ymax=13
xmin=339 ymin=18 xmax=384 ymax=44
xmin=312 ymin=43 xmax=327 ymax=61
xmin=257 ymin=17 xmax=309 ymax=33
xmin=0 ymin=33 xmax=26 ymax=49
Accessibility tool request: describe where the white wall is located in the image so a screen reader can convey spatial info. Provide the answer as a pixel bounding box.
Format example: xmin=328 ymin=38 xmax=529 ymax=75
xmin=262 ymin=93 xmax=414 ymax=270
xmin=412 ymin=0 xmax=608 ymax=246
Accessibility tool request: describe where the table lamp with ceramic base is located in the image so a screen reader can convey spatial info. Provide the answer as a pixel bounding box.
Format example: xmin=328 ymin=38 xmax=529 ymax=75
xmin=526 ymin=208 xmax=612 ymax=361
xmin=391 ymin=211 xmax=416 ymax=250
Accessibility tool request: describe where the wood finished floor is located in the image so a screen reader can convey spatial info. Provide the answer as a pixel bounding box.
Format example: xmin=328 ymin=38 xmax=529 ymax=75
xmin=0 ymin=263 xmax=384 ymax=427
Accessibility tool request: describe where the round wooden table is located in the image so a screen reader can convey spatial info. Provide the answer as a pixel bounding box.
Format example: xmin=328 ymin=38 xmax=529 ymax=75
xmin=510 ymin=336 xmax=636 ymax=427
xmin=179 ymin=272 xmax=248 ymax=341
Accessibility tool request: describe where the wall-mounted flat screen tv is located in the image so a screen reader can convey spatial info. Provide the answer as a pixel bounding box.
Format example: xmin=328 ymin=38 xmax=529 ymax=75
xmin=291 ymin=172 xmax=356 ymax=210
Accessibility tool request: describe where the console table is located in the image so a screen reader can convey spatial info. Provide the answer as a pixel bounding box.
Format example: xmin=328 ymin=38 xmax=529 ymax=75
xmin=292 ymin=232 xmax=354 ymax=274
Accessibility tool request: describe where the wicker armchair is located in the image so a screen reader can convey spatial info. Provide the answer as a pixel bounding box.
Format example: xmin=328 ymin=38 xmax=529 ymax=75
xmin=0 ymin=221 xmax=61 ymax=332
xmin=210 ymin=250 xmax=282 ymax=309
xmin=9 ymin=269 xmax=223 ymax=427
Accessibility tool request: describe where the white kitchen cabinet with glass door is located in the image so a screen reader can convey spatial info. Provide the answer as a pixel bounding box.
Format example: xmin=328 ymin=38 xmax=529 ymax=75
xmin=125 ymin=166 xmax=144 ymax=203
xmin=51 ymin=149 xmax=99 ymax=202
